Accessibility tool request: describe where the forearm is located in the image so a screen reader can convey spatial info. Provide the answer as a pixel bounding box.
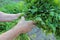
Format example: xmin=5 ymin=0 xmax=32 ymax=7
xmin=0 ymin=13 xmax=20 ymax=22
xmin=0 ymin=25 xmax=22 ymax=40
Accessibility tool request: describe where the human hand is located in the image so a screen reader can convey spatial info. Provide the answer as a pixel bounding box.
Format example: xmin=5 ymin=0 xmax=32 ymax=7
xmin=16 ymin=17 xmax=35 ymax=33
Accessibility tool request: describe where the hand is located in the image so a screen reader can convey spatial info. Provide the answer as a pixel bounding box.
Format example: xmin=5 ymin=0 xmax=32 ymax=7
xmin=16 ymin=17 xmax=35 ymax=33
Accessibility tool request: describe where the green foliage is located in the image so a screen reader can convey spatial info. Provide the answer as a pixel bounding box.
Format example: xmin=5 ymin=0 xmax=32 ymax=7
xmin=0 ymin=1 xmax=25 ymax=13
xmin=23 ymin=0 xmax=60 ymax=33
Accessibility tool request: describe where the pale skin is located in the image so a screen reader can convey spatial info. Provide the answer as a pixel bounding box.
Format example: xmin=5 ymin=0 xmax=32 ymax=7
xmin=0 ymin=12 xmax=35 ymax=40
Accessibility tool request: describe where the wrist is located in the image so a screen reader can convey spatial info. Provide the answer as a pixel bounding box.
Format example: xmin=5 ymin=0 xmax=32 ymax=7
xmin=14 ymin=25 xmax=23 ymax=34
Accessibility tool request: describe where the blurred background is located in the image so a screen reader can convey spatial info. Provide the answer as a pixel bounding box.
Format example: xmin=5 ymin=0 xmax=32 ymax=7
xmin=0 ymin=0 xmax=60 ymax=40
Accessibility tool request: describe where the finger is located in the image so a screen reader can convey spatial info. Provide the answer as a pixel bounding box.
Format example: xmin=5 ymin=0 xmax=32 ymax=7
xmin=31 ymin=25 xmax=36 ymax=28
xmin=32 ymin=25 xmax=36 ymax=27
xmin=21 ymin=16 xmax=25 ymax=21
xmin=27 ymin=21 xmax=35 ymax=25
xmin=17 ymin=13 xmax=21 ymax=16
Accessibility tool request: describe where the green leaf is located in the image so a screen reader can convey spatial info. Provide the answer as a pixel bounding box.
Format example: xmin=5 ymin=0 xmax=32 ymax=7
xmin=50 ymin=12 xmax=55 ymax=16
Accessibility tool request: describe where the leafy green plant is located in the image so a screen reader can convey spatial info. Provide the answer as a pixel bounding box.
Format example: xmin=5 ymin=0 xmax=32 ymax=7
xmin=23 ymin=0 xmax=60 ymax=33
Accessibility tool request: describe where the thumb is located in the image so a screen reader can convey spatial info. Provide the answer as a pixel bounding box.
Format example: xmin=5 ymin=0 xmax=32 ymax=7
xmin=20 ymin=16 xmax=25 ymax=21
